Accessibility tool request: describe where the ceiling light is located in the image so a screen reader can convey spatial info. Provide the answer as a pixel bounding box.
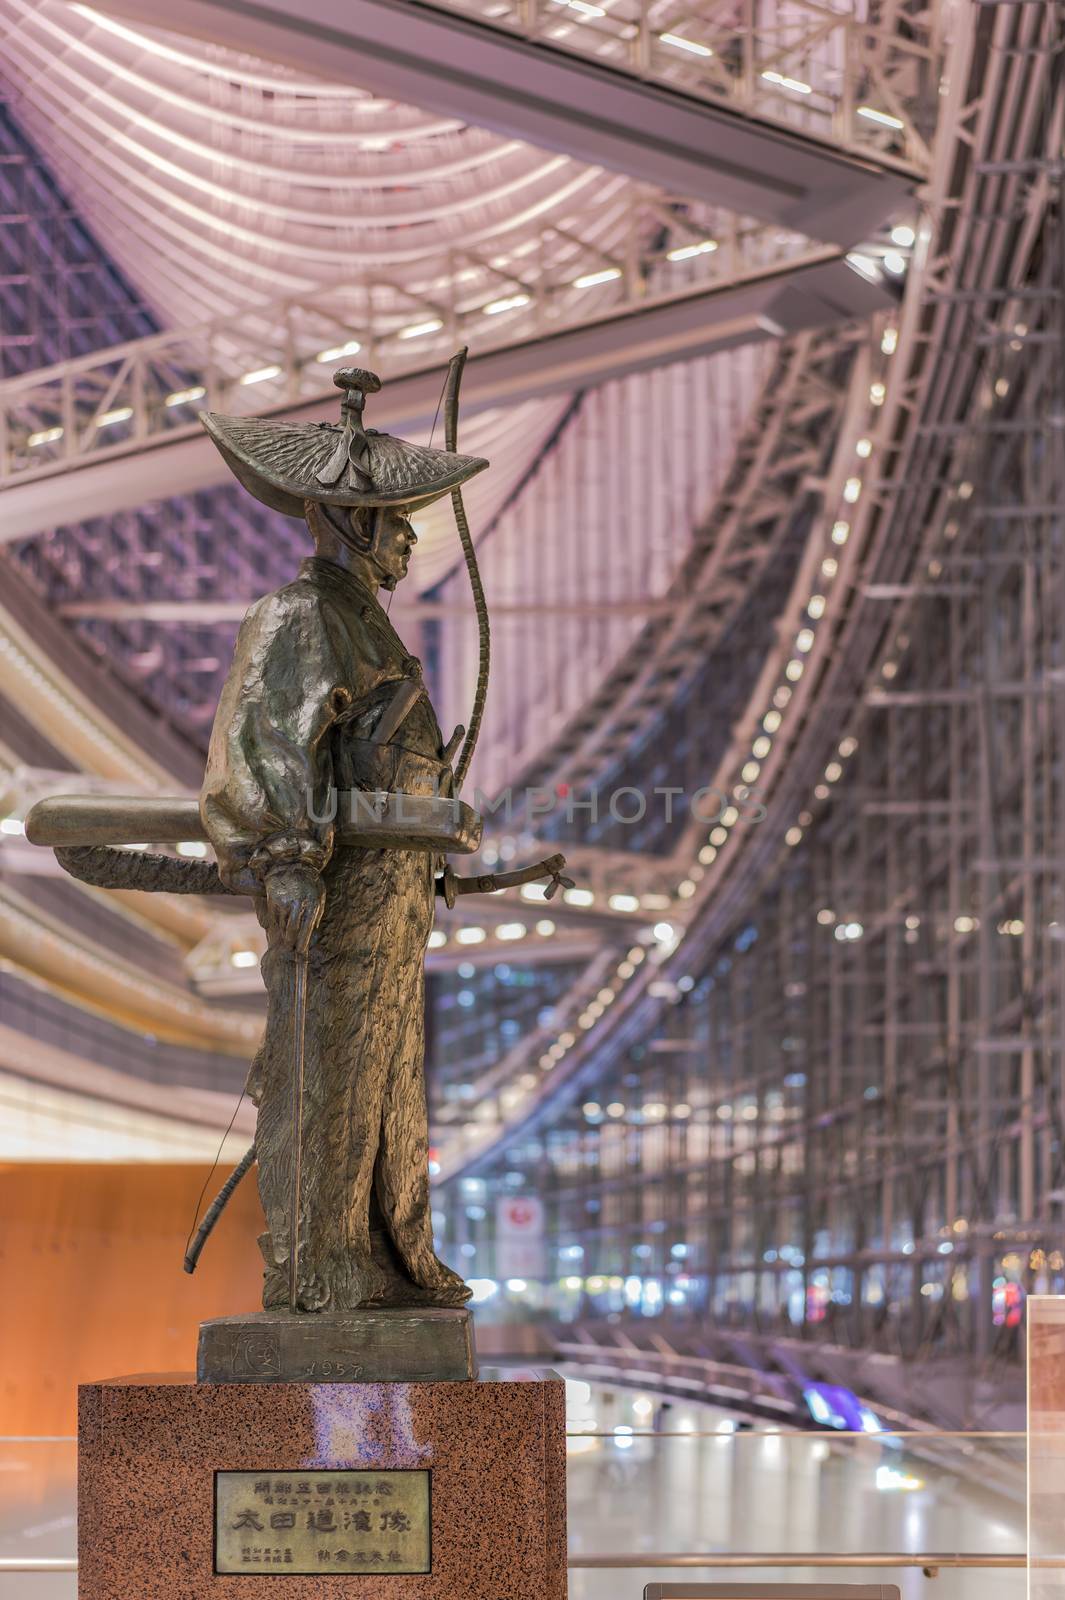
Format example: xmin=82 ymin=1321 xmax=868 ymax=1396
xmin=496 ymin=922 xmax=527 ymax=940
xmin=231 ymin=949 xmax=258 ymax=968
xmin=667 ymin=239 xmax=717 ymax=262
xmin=882 ymin=251 xmax=907 ymax=275
xmin=535 ymin=919 xmax=556 ymax=936
xmin=398 ymin=319 xmax=443 ymax=340
xmin=573 ymin=267 xmax=622 ymax=289
xmin=316 ymin=339 xmax=361 ymax=363
xmin=240 ymin=365 xmax=281 ymax=386
xmin=609 ymin=893 xmax=640 ymax=913
xmin=165 ymin=386 xmax=206 ymax=408
xmin=176 ymin=840 xmax=207 ymax=857
xmin=843 ymin=478 xmax=862 ymax=503
xmin=456 ymin=926 xmax=487 ymax=944
xmin=28 ymin=426 xmax=63 ymax=447
xmin=564 ymin=887 xmax=595 ymax=907
xmin=846 ymin=252 xmax=880 ymax=281
xmin=858 ymin=105 xmax=904 ymax=130
xmin=831 ymin=520 xmax=850 ymax=544
xmin=659 ymin=31 xmax=713 ymax=56
xmin=762 ymin=69 xmax=812 ymax=95
xmin=428 ymin=929 xmax=447 ymax=948
xmin=96 ymin=406 xmax=133 ymax=427
xmin=890 ymin=224 xmax=916 ymax=247
xmin=856 ymin=438 xmax=872 ymax=458
xmin=483 ymin=293 xmax=531 ymax=315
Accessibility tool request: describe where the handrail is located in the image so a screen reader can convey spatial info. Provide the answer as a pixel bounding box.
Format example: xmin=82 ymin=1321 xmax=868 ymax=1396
xmin=0 ymin=1552 xmax=1032 ymax=1573
xmin=570 ymin=1554 xmax=1028 ymax=1569
xmin=0 ymin=1428 xmax=1029 ymax=1441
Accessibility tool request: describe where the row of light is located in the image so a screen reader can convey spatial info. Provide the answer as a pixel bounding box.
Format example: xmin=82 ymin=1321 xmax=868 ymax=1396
xmin=504 ymin=320 xmax=905 ymax=1090
xmin=25 ymin=243 xmax=724 ymax=448
xmin=543 ymin=3 xmax=908 ymax=138
xmin=427 ymin=918 xmax=557 ymax=950
xmin=774 ymin=328 xmax=905 ymax=852
xmin=450 ymin=316 xmax=901 ymax=1140
xmin=520 ymin=881 xmax=672 ymax=914
xmin=814 ymin=908 xmax=1026 ymax=941
xmin=582 ymin=1099 xmax=692 ymax=1121
xmin=652 ymin=326 xmax=909 ymax=898
xmin=462 ymin=335 xmax=889 ymax=1113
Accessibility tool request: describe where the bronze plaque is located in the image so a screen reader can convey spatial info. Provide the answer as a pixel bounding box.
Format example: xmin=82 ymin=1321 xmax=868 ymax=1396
xmin=214 ymin=1469 xmax=431 ymax=1575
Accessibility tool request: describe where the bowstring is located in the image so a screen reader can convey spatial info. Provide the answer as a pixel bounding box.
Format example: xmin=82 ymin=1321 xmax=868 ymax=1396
xmin=388 ymin=366 xmax=450 ymax=621
xmin=183 ymin=1085 xmax=249 ymax=1257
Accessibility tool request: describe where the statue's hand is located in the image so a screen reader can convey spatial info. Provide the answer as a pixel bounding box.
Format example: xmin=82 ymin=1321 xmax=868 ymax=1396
xmin=264 ymin=861 xmax=325 ymax=954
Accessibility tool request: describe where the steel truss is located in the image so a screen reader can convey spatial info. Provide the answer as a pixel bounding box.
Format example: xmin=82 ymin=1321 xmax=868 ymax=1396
xmin=435 ymin=0 xmax=1065 ymax=1400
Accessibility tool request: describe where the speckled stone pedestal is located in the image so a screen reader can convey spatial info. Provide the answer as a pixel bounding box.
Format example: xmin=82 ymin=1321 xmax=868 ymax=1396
xmin=78 ymin=1369 xmax=566 ymax=1599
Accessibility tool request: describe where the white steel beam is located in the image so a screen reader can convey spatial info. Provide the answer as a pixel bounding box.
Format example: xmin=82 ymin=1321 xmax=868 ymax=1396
xmin=0 ymin=254 xmax=891 ymax=541
xmin=94 ymin=0 xmax=915 ymax=243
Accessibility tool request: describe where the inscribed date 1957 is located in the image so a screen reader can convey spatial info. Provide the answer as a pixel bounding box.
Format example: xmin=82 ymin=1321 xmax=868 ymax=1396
xmin=214 ymin=1468 xmax=431 ymax=1575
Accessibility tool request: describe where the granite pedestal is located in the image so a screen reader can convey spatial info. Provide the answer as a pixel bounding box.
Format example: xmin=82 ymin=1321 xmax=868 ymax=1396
xmin=78 ymin=1369 xmax=566 ymax=1599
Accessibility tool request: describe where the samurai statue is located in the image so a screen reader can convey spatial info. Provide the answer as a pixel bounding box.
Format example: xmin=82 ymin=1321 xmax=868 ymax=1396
xmin=25 ymin=352 xmax=569 ymax=1323
xmin=198 ymin=366 xmax=487 ymax=1314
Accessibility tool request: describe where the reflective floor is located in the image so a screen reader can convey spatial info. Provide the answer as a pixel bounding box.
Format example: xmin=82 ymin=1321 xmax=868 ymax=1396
xmin=562 ymin=1371 xmax=1025 ymax=1600
xmin=0 ymin=1374 xmax=1026 ymax=1599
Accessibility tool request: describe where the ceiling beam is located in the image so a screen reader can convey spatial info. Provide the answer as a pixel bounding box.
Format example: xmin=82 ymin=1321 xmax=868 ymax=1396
xmin=95 ymin=0 xmax=913 ymax=243
xmin=56 ymin=598 xmax=679 ymax=623
xmin=1 ymin=254 xmax=892 ymax=541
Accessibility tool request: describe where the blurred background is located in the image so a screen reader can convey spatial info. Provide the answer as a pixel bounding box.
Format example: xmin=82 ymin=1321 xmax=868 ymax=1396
xmin=0 ymin=0 xmax=1061 ymax=1589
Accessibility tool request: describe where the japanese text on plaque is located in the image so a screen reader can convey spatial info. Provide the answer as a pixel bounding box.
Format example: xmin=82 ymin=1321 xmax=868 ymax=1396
xmin=214 ymin=1468 xmax=431 ymax=1574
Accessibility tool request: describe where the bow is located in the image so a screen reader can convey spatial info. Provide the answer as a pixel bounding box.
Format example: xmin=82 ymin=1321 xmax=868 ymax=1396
xmin=443 ymin=348 xmax=490 ymax=793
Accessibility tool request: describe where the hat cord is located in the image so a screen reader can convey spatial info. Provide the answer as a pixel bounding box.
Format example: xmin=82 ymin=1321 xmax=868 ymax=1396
xmin=444 ymin=347 xmax=490 ymax=794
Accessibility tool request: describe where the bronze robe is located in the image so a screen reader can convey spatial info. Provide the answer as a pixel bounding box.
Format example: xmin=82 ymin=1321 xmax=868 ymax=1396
xmin=201 ymin=554 xmax=469 ymax=1312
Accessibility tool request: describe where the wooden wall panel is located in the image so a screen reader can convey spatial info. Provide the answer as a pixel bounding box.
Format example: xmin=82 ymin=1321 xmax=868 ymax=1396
xmin=0 ymin=1162 xmax=264 ymax=1435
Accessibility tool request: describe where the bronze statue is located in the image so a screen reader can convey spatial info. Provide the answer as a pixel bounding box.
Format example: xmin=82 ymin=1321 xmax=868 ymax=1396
xmin=24 ymin=352 xmax=569 ymax=1336
xmin=198 ymin=366 xmax=486 ymax=1314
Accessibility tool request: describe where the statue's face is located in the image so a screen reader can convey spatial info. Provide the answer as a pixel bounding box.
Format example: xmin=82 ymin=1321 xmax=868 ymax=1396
xmin=362 ymin=507 xmax=417 ymax=589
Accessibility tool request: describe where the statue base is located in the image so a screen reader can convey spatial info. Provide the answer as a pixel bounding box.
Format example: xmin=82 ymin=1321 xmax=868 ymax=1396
xmin=197 ymin=1308 xmax=476 ymax=1383
xmin=78 ymin=1370 xmax=566 ymax=1598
